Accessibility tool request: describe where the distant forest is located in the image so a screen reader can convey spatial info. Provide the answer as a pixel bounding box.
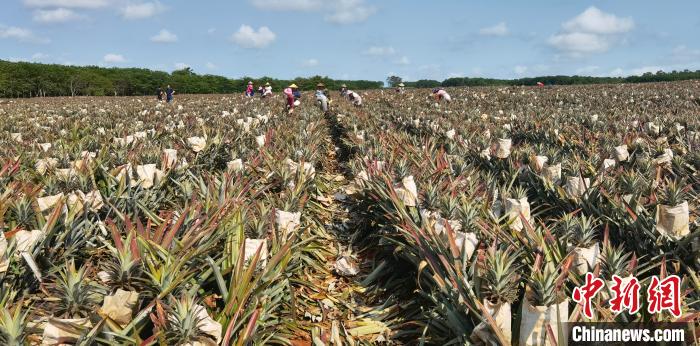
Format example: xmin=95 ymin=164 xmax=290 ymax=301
xmin=401 ymin=69 xmax=700 ymax=88
xmin=1 ymin=60 xmax=700 ymax=98
xmin=0 ymin=60 xmax=383 ymax=98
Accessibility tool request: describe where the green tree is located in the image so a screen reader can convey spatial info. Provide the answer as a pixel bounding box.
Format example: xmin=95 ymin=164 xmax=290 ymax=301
xmin=386 ymin=75 xmax=403 ymax=88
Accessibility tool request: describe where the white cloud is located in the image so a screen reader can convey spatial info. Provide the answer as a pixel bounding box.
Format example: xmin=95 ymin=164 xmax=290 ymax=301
xmin=301 ymin=58 xmax=319 ymax=67
xmin=252 ymin=0 xmax=323 ymax=11
xmin=230 ymin=25 xmax=276 ymax=48
xmin=174 ymin=62 xmax=189 ymax=70
xmin=363 ymin=46 xmax=395 ymax=56
xmin=23 ymin=0 xmax=108 ymax=8
xmin=394 ymin=56 xmax=410 ymax=65
xmin=479 ymin=22 xmax=509 ymax=37
xmin=325 ymin=0 xmax=376 ymax=24
xmin=122 ymin=1 xmax=165 ymax=20
xmin=549 ymin=7 xmax=633 ymax=56
xmin=103 ymin=53 xmax=126 ymax=63
xmin=31 ymin=52 xmax=50 ymax=61
xmin=150 ymin=29 xmax=177 ymax=43
xmin=33 ymin=8 xmax=83 ymax=23
xmin=629 ymin=66 xmax=663 ymax=76
xmin=562 ymin=7 xmax=633 ymax=35
xmin=252 ymin=0 xmax=375 ymax=24
xmin=0 ymin=25 xmax=49 ymax=43
xmin=548 ymin=32 xmax=611 ymax=54
xmin=205 ymin=62 xmax=217 ymax=69
xmin=609 ymin=68 xmax=625 ymax=76
xmin=514 ymin=65 xmax=528 ymax=75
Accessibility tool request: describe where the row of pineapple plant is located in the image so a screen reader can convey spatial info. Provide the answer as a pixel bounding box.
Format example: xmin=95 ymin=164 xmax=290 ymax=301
xmin=330 ymin=82 xmax=698 ymax=344
xmin=0 ymin=94 xmax=348 ymax=344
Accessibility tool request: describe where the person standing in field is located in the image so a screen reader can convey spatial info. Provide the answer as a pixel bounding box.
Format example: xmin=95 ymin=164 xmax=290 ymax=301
xmin=339 ymin=84 xmax=348 ymax=97
xmin=245 ymin=81 xmax=254 ymax=97
xmin=432 ymin=88 xmax=451 ymax=103
xmin=315 ymin=83 xmax=330 ymax=113
xmin=166 ymin=85 xmax=175 ymax=103
xmin=284 ymin=87 xmax=295 ymax=114
xmin=396 ymin=83 xmax=405 ymax=93
xmin=157 ymin=87 xmax=163 ymax=101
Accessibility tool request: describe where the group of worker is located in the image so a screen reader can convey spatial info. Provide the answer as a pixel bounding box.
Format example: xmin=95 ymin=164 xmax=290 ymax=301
xmin=245 ymin=81 xmax=273 ymax=98
xmin=157 ymin=80 xmax=450 ymax=109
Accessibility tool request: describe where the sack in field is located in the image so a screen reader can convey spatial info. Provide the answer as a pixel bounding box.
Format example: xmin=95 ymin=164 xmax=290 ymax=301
xmin=37 ymin=193 xmax=64 ymax=213
xmin=275 ymin=210 xmax=301 ymax=238
xmin=244 ymin=238 xmax=268 ymax=268
xmin=494 ymin=138 xmax=512 ymax=159
xmin=655 ymin=201 xmax=690 ymax=240
xmin=395 ymin=176 xmax=418 ymax=207
xmin=162 ymin=149 xmax=178 ymax=169
xmin=542 ymin=164 xmax=561 ymax=184
xmin=519 ymin=298 xmax=569 ymax=346
xmin=532 ymin=155 xmax=548 ymax=172
xmin=565 ymin=176 xmax=590 ymax=199
xmin=572 ymin=242 xmax=600 ymax=274
xmin=505 ymin=197 xmax=531 ymax=231
xmin=455 ymin=231 xmax=478 ymax=259
xmin=187 ymin=137 xmax=206 ymax=153
xmin=471 ymin=300 xmax=512 ymax=345
xmin=255 ymin=135 xmax=266 ymax=147
xmin=99 ymin=289 xmax=139 ymax=327
xmin=35 ymin=158 xmax=58 ymax=175
xmin=227 ymin=159 xmax=244 ymax=172
xmin=613 ymin=145 xmax=629 ymax=162
xmin=41 ymin=318 xmax=92 ymax=346
xmin=136 ymin=164 xmax=165 ymax=189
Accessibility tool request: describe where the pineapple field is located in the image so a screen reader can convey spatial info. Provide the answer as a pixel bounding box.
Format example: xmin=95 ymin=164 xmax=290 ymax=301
xmin=0 ymin=81 xmax=699 ymax=345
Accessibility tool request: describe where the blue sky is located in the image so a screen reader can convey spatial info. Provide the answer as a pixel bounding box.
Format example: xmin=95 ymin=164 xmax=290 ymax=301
xmin=1 ymin=0 xmax=699 ymax=81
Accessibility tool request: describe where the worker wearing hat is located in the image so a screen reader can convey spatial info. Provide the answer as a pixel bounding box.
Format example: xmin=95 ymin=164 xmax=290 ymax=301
xmin=396 ymin=82 xmax=405 ymax=94
xmin=290 ymin=83 xmax=301 ymax=101
xmin=245 ymin=81 xmax=254 ymax=97
xmin=315 ymin=83 xmax=330 ymax=113
xmin=262 ymin=82 xmax=273 ymax=98
xmin=340 ymin=84 xmax=348 ymax=97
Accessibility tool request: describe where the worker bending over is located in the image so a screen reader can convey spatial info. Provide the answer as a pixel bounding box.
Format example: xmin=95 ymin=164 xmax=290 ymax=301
xmin=432 ymin=88 xmax=451 ymax=103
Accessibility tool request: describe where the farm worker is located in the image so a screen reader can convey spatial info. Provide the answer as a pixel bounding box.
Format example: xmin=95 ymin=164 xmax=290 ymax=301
xmin=339 ymin=84 xmax=348 ymax=97
xmin=396 ymin=83 xmax=405 ymax=93
xmin=156 ymin=86 xmax=163 ymax=101
xmin=315 ymin=83 xmax=329 ymax=113
xmin=347 ymin=90 xmax=362 ymax=106
xmin=284 ymin=87 xmax=295 ymax=113
xmin=290 ymin=83 xmax=301 ymax=101
xmin=257 ymin=85 xmax=264 ymax=96
xmin=245 ymin=81 xmax=254 ymax=97
xmin=262 ymin=82 xmax=273 ymax=98
xmin=166 ymin=85 xmax=175 ymax=103
xmin=432 ymin=88 xmax=451 ymax=103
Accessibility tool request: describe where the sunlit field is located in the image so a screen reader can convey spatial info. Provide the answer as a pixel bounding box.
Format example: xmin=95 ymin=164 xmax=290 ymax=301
xmin=0 ymin=81 xmax=698 ymax=344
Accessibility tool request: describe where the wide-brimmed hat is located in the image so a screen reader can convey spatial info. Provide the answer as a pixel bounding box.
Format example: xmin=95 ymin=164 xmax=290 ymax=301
xmin=248 ymin=81 xmax=253 ymax=85
xmin=289 ymin=83 xmax=298 ymax=88
xmin=265 ymin=82 xmax=270 ymax=86
xmin=316 ymin=83 xmax=325 ymax=87
xmin=398 ymin=83 xmax=405 ymax=87
xmin=341 ymin=84 xmax=347 ymax=88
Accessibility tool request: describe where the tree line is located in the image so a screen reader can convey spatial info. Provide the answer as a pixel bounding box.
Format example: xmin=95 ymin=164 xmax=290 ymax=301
xmin=388 ymin=69 xmax=700 ymax=88
xmin=0 ymin=60 xmax=383 ymax=98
